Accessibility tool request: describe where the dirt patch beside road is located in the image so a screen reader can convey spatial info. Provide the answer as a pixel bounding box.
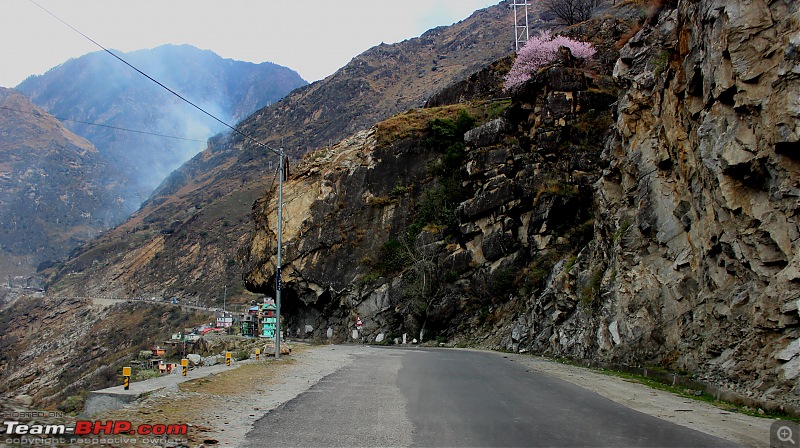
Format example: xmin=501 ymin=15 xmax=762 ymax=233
xmin=101 ymin=344 xmax=368 ymax=447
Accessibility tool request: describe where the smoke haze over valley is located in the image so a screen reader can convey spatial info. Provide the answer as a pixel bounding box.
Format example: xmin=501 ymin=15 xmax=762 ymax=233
xmin=16 ymin=44 xmax=307 ymax=216
xmin=0 ymin=44 xmax=305 ymax=283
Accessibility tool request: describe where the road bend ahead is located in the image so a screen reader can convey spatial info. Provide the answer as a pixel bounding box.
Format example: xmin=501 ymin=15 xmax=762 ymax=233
xmin=243 ymin=346 xmax=739 ymax=447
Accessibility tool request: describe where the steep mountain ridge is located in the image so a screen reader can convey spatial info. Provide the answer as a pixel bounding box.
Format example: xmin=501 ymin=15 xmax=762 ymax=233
xmin=0 ymin=87 xmax=126 ymax=282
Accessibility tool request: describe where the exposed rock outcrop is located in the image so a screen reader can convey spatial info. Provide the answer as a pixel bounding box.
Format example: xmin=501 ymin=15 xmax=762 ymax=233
xmin=243 ymin=64 xmax=616 ymax=345
xmin=505 ymin=0 xmax=800 ymax=409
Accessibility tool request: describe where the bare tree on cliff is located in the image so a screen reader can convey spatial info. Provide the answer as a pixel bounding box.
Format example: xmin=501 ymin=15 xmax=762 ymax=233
xmin=399 ymin=238 xmax=440 ymax=343
xmin=542 ymin=0 xmax=601 ymax=25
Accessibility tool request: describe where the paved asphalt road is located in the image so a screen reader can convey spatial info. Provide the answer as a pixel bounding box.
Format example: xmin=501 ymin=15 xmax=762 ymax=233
xmin=243 ymin=346 xmax=740 ymax=447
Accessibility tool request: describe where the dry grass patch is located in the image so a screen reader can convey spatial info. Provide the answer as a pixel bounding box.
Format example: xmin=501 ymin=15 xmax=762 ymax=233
xmin=180 ymin=358 xmax=297 ymax=396
xmin=375 ymin=102 xmax=491 ymax=148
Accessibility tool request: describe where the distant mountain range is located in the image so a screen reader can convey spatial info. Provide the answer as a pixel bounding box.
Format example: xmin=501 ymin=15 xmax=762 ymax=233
xmin=0 ymin=44 xmax=305 ymax=279
xmin=16 ymin=44 xmax=307 ymax=215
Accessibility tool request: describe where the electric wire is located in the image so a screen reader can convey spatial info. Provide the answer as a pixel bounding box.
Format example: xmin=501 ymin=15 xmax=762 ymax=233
xmin=27 ymin=0 xmax=280 ymax=155
xmin=0 ymin=105 xmax=207 ymax=143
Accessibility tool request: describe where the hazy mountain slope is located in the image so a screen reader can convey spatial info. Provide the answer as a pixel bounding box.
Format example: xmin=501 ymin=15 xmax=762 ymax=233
xmin=45 ymin=2 xmax=518 ymax=305
xmin=16 ymin=44 xmax=307 ymax=214
xmin=0 ymin=87 xmax=126 ymax=278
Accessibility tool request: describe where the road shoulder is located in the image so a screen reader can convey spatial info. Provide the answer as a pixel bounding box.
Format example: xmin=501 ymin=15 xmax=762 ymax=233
xmin=507 ymin=352 xmax=772 ymax=448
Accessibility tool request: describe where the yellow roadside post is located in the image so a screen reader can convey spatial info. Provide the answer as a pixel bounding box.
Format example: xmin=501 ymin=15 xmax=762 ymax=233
xmin=181 ymin=358 xmax=188 ymax=377
xmin=225 ymin=351 xmax=232 ymax=366
xmin=122 ymin=367 xmax=131 ymax=390
xmin=255 ymin=348 xmax=261 ymax=361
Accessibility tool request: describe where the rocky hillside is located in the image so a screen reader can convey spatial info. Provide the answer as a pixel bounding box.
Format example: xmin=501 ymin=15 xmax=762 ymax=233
xmin=17 ymin=44 xmax=307 ymax=213
xmin=0 ymin=87 xmax=127 ymax=280
xmin=43 ymin=2 xmax=517 ymax=306
xmin=0 ymin=295 xmax=211 ymax=410
xmin=243 ymin=0 xmax=800 ymax=412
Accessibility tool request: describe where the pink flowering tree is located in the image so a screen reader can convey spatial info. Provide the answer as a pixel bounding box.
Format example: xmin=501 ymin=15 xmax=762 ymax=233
xmin=504 ymin=30 xmax=596 ymax=91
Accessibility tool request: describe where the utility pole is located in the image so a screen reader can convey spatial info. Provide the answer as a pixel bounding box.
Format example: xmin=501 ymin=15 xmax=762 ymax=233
xmin=223 ymin=285 xmax=227 ymax=312
xmin=249 ymin=141 xmax=286 ymax=358
xmin=514 ymin=1 xmax=531 ymax=52
xmin=275 ymin=148 xmax=284 ymax=359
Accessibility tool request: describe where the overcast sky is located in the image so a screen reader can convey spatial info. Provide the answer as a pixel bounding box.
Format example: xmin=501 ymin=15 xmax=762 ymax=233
xmin=1 ymin=0 xmax=501 ymax=88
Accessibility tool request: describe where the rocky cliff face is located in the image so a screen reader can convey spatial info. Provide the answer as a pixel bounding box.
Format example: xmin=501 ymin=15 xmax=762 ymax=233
xmin=244 ymin=0 xmax=800 ymax=409
xmin=575 ymin=0 xmax=800 ymax=406
xmin=242 ymin=51 xmax=618 ymax=345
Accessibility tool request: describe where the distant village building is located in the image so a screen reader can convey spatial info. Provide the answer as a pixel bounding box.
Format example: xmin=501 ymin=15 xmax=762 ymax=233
xmin=238 ymin=296 xmax=279 ymax=339
xmin=261 ymin=298 xmax=277 ymax=339
xmin=240 ymin=311 xmax=258 ymax=337
xmin=216 ymin=311 xmax=234 ymax=328
xmin=240 ymin=300 xmax=265 ymax=337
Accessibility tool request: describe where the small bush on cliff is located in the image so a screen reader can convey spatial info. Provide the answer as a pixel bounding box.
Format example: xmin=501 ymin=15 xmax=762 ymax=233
xmin=505 ymin=31 xmax=596 ymax=91
xmin=408 ymin=177 xmax=464 ymax=238
xmin=377 ymin=240 xmax=412 ymax=275
xmin=426 ymin=110 xmax=475 ymax=146
xmin=490 ymin=268 xmax=518 ymax=297
xmin=426 ymin=110 xmax=475 ymax=174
